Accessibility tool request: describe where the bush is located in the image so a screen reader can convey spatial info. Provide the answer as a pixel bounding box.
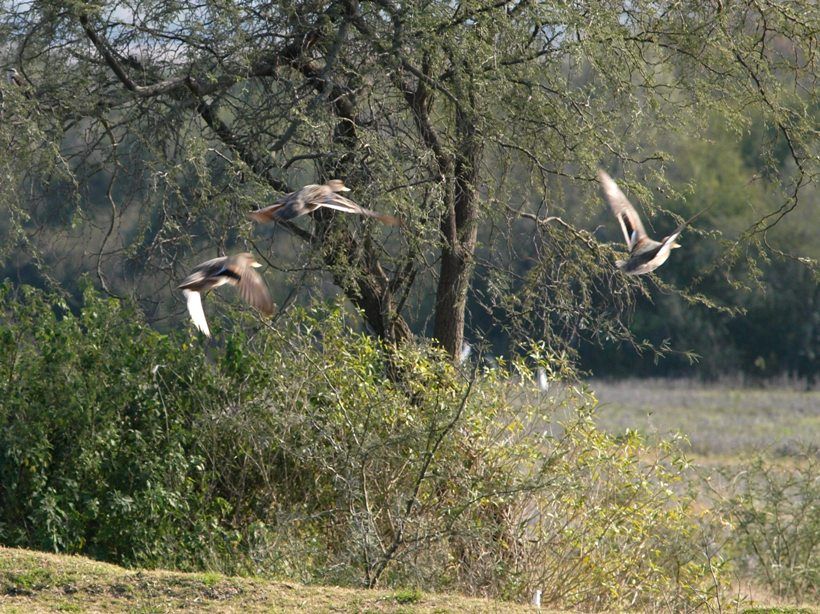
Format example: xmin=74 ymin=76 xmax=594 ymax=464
xmin=0 ymin=283 xmax=729 ymax=610
xmin=0 ymin=281 xmax=236 ymax=569
xmin=717 ymin=452 xmax=818 ymax=603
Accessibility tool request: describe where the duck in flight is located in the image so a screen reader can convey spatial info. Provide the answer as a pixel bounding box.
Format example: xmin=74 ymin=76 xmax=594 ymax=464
xmin=6 ymin=68 xmax=31 ymax=99
xmin=598 ymin=169 xmax=690 ymax=276
xmin=248 ymin=180 xmax=401 ymax=227
xmin=6 ymin=68 xmax=24 ymax=87
xmin=178 ymin=253 xmax=273 ymax=337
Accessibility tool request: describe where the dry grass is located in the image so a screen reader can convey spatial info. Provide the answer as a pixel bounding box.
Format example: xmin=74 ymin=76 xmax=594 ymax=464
xmin=0 ymin=547 xmax=553 ymax=613
xmin=2 ymin=546 xmax=815 ymax=613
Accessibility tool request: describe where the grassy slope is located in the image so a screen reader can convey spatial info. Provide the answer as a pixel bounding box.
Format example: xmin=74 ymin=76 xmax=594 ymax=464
xmin=2 ymin=548 xmax=815 ymax=614
xmin=0 ymin=547 xmax=546 ymax=613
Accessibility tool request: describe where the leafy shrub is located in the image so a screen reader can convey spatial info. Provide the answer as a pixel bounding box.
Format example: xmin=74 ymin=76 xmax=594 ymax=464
xmin=717 ymin=452 xmax=818 ymax=603
xmin=0 ymin=281 xmax=236 ymax=569
xmin=393 ymin=587 xmax=423 ymax=604
xmin=0 ymin=283 xmax=729 ymax=610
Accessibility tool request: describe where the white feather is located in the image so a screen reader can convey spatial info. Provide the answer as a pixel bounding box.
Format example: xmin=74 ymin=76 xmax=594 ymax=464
xmin=317 ymin=201 xmax=361 ymax=214
xmin=536 ymin=367 xmax=549 ymax=392
xmin=460 ymin=341 xmax=472 ymax=364
xmin=183 ymin=289 xmax=211 ymax=337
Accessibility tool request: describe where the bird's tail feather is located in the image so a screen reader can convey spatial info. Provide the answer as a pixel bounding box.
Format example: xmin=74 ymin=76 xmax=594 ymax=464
xmin=248 ymin=203 xmax=290 ymax=223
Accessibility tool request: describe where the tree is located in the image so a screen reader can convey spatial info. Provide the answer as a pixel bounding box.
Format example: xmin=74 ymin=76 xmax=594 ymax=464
xmin=0 ymin=0 xmax=815 ymax=360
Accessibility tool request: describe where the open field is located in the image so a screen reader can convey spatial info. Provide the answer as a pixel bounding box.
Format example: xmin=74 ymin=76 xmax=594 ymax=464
xmin=588 ymin=380 xmax=819 ymax=610
xmin=588 ymin=380 xmax=820 ymax=460
xmin=0 ymin=547 xmax=550 ymax=613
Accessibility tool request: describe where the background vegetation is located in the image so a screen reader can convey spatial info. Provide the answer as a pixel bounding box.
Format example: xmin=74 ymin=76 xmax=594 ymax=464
xmin=0 ymin=0 xmax=817 ymax=610
xmin=1 ymin=284 xmax=735 ymax=610
xmin=0 ymin=0 xmax=816 ymax=379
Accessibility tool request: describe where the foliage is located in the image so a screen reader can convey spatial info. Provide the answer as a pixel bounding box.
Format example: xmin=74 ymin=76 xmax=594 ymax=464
xmin=716 ymin=451 xmax=819 ymax=603
xmin=0 ymin=0 xmax=816 ymax=369
xmin=0 ymin=281 xmax=234 ymax=569
xmin=0 ymin=284 xmax=729 ymax=610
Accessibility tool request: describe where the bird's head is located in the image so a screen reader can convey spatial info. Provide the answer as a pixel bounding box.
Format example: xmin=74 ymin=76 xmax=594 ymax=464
xmin=237 ymin=252 xmax=263 ymax=267
xmin=326 ymin=179 xmax=350 ymax=192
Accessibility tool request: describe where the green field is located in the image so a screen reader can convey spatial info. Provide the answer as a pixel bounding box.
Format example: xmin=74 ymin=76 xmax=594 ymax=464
xmin=589 ymin=380 xmax=820 ymax=460
xmin=588 ymin=380 xmax=819 ymax=610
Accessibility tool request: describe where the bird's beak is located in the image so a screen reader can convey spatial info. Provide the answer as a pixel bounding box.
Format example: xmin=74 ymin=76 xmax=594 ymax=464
xmin=338 ymin=186 xmax=351 ymax=192
xmin=251 ymin=261 xmax=262 ymax=268
xmin=672 ymin=242 xmax=682 ymax=249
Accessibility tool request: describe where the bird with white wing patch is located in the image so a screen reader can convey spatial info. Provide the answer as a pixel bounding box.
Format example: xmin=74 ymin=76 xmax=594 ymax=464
xmin=178 ymin=253 xmax=273 ymax=337
xmin=598 ymin=169 xmax=706 ymax=276
xmin=248 ymin=180 xmax=402 ymax=227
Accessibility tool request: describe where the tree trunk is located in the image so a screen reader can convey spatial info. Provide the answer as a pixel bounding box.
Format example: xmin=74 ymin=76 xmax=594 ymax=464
xmin=433 ymin=106 xmax=481 ymax=359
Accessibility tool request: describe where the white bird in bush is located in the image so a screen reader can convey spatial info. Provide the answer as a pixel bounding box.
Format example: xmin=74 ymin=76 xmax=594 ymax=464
xmin=536 ymin=367 xmax=549 ymax=392
xmin=178 ymin=253 xmax=273 ymax=337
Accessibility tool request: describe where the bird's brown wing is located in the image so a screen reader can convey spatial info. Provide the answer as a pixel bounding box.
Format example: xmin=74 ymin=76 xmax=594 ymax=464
xmin=249 ymin=185 xmax=322 ymax=223
xmin=178 ymin=256 xmax=230 ymax=290
xmin=320 ymin=194 xmax=403 ymax=226
xmin=230 ymin=262 xmax=273 ymax=315
xmin=598 ymin=170 xmax=649 ymax=251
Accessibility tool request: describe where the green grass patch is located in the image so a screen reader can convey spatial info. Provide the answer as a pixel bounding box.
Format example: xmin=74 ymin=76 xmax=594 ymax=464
xmin=199 ymin=571 xmax=222 ymax=587
xmin=394 ymin=587 xmax=423 ymax=604
xmin=588 ymin=379 xmax=820 ymax=459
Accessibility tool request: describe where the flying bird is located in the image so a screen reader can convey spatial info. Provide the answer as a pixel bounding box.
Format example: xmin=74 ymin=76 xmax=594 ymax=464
xmin=6 ymin=68 xmax=24 ymax=87
xmin=598 ymin=169 xmax=691 ymax=276
xmin=6 ymin=68 xmax=31 ymax=99
xmin=248 ymin=180 xmax=401 ymax=226
xmin=178 ymin=253 xmax=273 ymax=337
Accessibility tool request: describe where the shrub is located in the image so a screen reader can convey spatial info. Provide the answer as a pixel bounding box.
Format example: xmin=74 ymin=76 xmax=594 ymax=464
xmin=0 ymin=281 xmax=235 ymax=569
xmin=717 ymin=452 xmax=818 ymax=603
xmin=0 ymin=283 xmax=729 ymax=610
